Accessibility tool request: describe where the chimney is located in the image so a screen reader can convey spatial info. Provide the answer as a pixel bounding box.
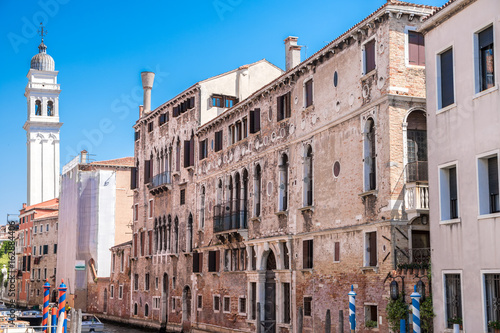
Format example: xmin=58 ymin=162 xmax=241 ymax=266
xmin=23 ymin=203 xmax=26 ymax=209
xmin=80 ymin=150 xmax=88 ymax=164
xmin=139 ymin=105 xmax=144 ymax=118
xmin=141 ymin=71 xmax=155 ymax=113
xmin=284 ymin=36 xmax=302 ymax=71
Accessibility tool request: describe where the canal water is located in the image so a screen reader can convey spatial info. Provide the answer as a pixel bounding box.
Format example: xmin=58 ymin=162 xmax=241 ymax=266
xmin=102 ymin=321 xmax=159 ymax=332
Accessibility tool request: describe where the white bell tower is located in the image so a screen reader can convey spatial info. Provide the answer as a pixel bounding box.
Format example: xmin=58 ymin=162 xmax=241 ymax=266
xmin=23 ymin=26 xmax=62 ymax=206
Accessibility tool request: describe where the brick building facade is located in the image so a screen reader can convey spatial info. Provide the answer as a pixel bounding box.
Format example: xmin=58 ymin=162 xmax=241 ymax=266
xmin=131 ymin=2 xmax=435 ymax=332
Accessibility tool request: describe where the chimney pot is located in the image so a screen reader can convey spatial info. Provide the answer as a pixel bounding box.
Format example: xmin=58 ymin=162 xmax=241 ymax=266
xmin=284 ymin=36 xmax=302 ymax=71
xmin=141 ymin=71 xmax=155 ymax=113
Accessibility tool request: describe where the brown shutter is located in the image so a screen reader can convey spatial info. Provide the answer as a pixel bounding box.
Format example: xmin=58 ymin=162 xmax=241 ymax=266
xmin=149 ymin=159 xmax=153 ymax=182
xmin=141 ymin=232 xmax=145 ymax=256
xmin=144 ymin=160 xmax=150 ymax=184
xmin=133 ymin=234 xmax=138 ymax=257
xmin=199 ymin=252 xmax=203 ymax=272
xmin=193 ymin=253 xmax=199 ymax=272
xmin=176 ymin=144 xmax=180 ymax=171
xmin=277 ymin=95 xmax=283 ymax=121
xmin=286 ymin=92 xmax=291 ymax=117
xmin=184 ymin=140 xmax=190 ymax=167
xmin=306 ymin=81 xmax=313 ymax=107
xmin=408 ymin=31 xmax=419 ymax=65
xmin=418 ymin=33 xmax=425 ymax=66
xmin=215 ymin=250 xmax=220 ymax=272
xmin=365 ymin=40 xmax=376 ymax=73
xmin=148 ymin=231 xmax=152 ymax=256
xmin=254 ymin=108 xmax=261 ymax=132
xmin=131 ymin=167 xmax=137 ymax=189
xmin=190 ymin=137 xmax=194 ymax=166
xmin=303 ymin=240 xmax=309 ymax=269
xmin=334 ymin=242 xmax=340 ymax=262
xmin=369 ymin=233 xmax=377 ymax=266
xmin=249 ymin=110 xmax=255 ymax=133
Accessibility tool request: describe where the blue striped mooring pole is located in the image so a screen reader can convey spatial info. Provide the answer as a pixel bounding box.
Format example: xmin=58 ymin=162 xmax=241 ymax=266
xmin=348 ymin=285 xmax=357 ymax=332
xmin=411 ymin=285 xmax=421 ymax=333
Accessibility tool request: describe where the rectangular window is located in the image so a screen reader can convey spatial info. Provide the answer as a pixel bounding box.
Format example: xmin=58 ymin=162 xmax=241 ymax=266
xmin=46 ymin=224 xmax=49 ymax=232
xmin=214 ymin=130 xmax=223 ymax=152
xmin=148 ymin=230 xmax=152 ymax=256
xmin=199 ymin=139 xmax=208 ymax=160
xmin=42 ymin=245 xmax=48 ymax=255
xmin=225 ymin=96 xmax=237 ymax=108
xmin=148 ymin=122 xmax=153 ymax=132
xmin=153 ymin=297 xmax=160 ymax=309
xmin=223 ymin=296 xmax=230 ymax=313
xmin=304 ymin=296 xmax=312 ymax=317
xmin=172 ymin=297 xmax=176 ymax=310
xmin=193 ymin=252 xmax=203 ymax=273
xmin=144 ymin=159 xmax=151 ymax=184
xmin=439 ymin=165 xmax=459 ymax=220
xmin=197 ymin=295 xmax=203 ymax=310
xmin=365 ymin=305 xmax=378 ymax=328
xmin=133 ymin=234 xmax=138 ymax=257
xmin=438 ymin=48 xmax=455 ymax=109
xmin=303 ymin=239 xmax=313 ymax=269
xmin=184 ymin=137 xmax=195 ymax=168
xmin=250 ymin=282 xmax=257 ymax=320
xmin=134 ymin=274 xmax=139 ymax=291
xmin=110 ymin=285 xmax=114 ymax=298
xmin=208 ymin=250 xmax=220 ymax=272
xmin=478 ymin=155 xmax=499 ymax=215
xmin=148 ymin=200 xmax=153 ymax=218
xmin=134 ymin=131 xmax=140 ymax=141
xmin=334 ymin=241 xmax=340 ymax=262
xmin=277 ymin=92 xmax=291 ymax=121
xmin=134 ymin=204 xmax=138 ymax=221
xmin=484 ymin=273 xmax=500 ymax=329
xmin=364 ymin=39 xmax=376 ymax=73
xmin=159 ymin=112 xmax=168 ymax=126
xmin=305 ymin=80 xmax=313 ymax=108
xmin=119 ymin=285 xmax=123 ymax=299
xmin=408 ymin=31 xmax=425 ymax=66
xmin=145 ymin=273 xmax=150 ymax=291
xmin=365 ymin=232 xmax=377 ymax=267
xmin=249 ymin=108 xmax=261 ymax=134
xmin=180 ymin=189 xmax=186 ymax=205
xmin=283 ymin=283 xmax=291 ymax=323
xmin=140 ymin=231 xmax=145 ymax=256
xmin=445 ymin=274 xmax=462 ymax=329
xmin=213 ymin=295 xmax=220 ymax=312
xmin=477 ymin=26 xmax=495 ymax=92
xmin=120 ymin=253 xmax=124 ymax=272
xmin=212 ymin=95 xmax=223 ymax=108
xmin=239 ymin=297 xmax=246 ymax=315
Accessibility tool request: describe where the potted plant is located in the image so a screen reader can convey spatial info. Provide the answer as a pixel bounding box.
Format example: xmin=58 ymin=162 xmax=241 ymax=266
xmin=488 ymin=321 xmax=500 ymax=333
xmin=448 ymin=317 xmax=463 ymax=330
xmin=365 ymin=320 xmax=377 ymax=329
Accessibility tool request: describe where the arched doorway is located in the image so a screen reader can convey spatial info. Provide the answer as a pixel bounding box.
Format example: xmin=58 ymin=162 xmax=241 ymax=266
xmin=182 ymin=286 xmax=192 ymax=331
xmin=103 ymin=288 xmax=108 ymax=313
xmin=264 ymin=251 xmax=277 ymax=333
xmin=162 ymin=273 xmax=169 ymax=325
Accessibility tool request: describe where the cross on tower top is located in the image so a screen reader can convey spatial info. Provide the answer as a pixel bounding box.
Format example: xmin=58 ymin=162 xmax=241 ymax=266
xmin=38 ymin=22 xmax=47 ymax=42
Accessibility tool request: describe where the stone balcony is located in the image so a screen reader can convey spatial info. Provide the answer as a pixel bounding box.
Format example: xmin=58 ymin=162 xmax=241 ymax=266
xmin=148 ymin=171 xmax=172 ymax=195
xmin=213 ymin=200 xmax=248 ymax=242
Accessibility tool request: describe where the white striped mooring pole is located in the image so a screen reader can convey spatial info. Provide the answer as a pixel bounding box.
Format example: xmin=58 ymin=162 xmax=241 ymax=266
xmin=411 ymin=285 xmax=421 ymax=333
xmin=348 ymin=285 xmax=357 ymax=332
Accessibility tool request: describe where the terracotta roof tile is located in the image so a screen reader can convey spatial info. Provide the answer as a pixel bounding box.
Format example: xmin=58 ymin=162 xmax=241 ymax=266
xmin=90 ymin=157 xmax=134 ymax=167
xmin=22 ymin=198 xmax=59 ymax=212
xmin=33 ymin=211 xmax=59 ymax=221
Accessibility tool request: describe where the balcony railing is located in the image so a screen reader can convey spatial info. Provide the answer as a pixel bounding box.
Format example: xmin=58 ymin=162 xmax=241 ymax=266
xmin=405 ymin=182 xmax=429 ymax=211
xmin=151 ymin=171 xmax=172 ymax=188
xmin=213 ymin=200 xmax=248 ymax=233
xmin=395 ymin=247 xmax=431 ymax=266
xmin=406 ymin=161 xmax=428 ymax=182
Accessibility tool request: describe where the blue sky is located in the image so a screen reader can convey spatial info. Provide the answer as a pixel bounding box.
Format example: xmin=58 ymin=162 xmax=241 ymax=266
xmin=0 ymin=0 xmax=445 ymax=220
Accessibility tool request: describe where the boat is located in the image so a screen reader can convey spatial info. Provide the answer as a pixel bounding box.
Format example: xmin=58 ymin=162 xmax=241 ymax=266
xmin=16 ymin=310 xmax=42 ymax=327
xmin=0 ymin=320 xmax=35 ymax=333
xmin=80 ymin=314 xmax=104 ymax=333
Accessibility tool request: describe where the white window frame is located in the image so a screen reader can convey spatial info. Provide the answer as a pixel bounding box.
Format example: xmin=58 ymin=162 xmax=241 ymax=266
xmin=238 ymin=296 xmax=247 ymax=316
xmin=364 ymin=303 xmax=379 ymax=328
xmin=404 ymin=25 xmax=423 ymax=68
xmin=153 ymin=296 xmax=160 ymax=310
xmin=473 ymin=22 xmax=497 ymax=96
xmin=171 ymin=297 xmax=177 ymax=312
xmin=436 ymin=44 xmax=457 ymax=113
xmin=148 ymin=200 xmax=153 ymax=219
xmin=303 ymin=75 xmax=314 ymax=109
xmin=46 ymin=224 xmax=49 ymax=232
xmin=363 ymin=230 xmax=377 ymax=267
xmin=118 ymin=285 xmax=123 ymax=300
xmin=361 ymin=36 xmax=377 ymax=75
xmin=197 ymin=294 xmax=203 ymax=311
xmin=442 ymin=270 xmax=464 ymax=330
xmin=110 ymin=285 xmax=114 ymax=299
xmin=213 ymin=295 xmax=221 ymax=313
xmin=438 ymin=161 xmax=460 ymax=223
xmin=476 ymin=150 xmax=500 ymax=218
xmin=223 ymin=296 xmax=231 ymax=314
xmin=480 ymin=269 xmax=500 ymax=332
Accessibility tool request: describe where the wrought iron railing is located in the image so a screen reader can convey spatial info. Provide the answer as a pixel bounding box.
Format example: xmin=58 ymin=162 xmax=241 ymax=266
xmin=213 ymin=200 xmax=248 ymax=233
xmin=395 ymin=247 xmax=431 ymax=266
xmin=151 ymin=171 xmax=172 ymax=188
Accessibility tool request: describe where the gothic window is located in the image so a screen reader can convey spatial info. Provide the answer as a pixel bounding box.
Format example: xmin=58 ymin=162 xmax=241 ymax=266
xmin=47 ymin=101 xmax=54 ymax=116
xmin=254 ymin=165 xmax=261 ymax=217
xmin=279 ymin=153 xmax=289 ymax=211
xmin=35 ymin=100 xmax=41 ymax=116
xmin=167 ymin=215 xmax=172 ymax=253
xmin=200 ymin=186 xmax=205 ymax=230
xmin=364 ymin=119 xmax=376 ymax=191
xmin=304 ymin=146 xmax=313 ymax=206
xmin=187 ymin=213 xmax=193 ymax=253
xmin=174 ymin=217 xmax=179 ymax=254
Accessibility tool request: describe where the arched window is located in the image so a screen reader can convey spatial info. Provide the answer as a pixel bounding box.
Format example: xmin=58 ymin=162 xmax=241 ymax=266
xmin=279 ymin=153 xmax=289 ymax=211
xmin=364 ymin=119 xmax=376 ymax=191
xmin=304 ymin=146 xmax=313 ymax=206
xmin=175 ymin=138 xmax=181 ymax=172
xmin=144 ymin=303 xmax=149 ymax=317
xmin=154 ymin=219 xmax=159 ymax=253
xmin=47 ymin=101 xmax=54 ymax=116
xmin=35 ymin=100 xmax=41 ymax=116
xmin=133 ymin=303 xmax=138 ymax=316
xmin=166 ymin=215 xmax=172 ymax=253
xmin=254 ymin=165 xmax=262 ymax=217
xmin=242 ymin=169 xmax=249 ymax=228
xmin=200 ymin=186 xmax=205 ymax=230
xmin=187 ymin=213 xmax=193 ymax=253
xmin=174 ymin=217 xmax=179 ymax=254
xmin=405 ymin=111 xmax=427 ymax=182
xmin=233 ymin=173 xmax=240 ymax=230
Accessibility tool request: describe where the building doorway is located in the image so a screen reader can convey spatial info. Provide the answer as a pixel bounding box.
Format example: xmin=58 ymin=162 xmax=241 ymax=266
xmin=264 ymin=251 xmax=276 ymax=333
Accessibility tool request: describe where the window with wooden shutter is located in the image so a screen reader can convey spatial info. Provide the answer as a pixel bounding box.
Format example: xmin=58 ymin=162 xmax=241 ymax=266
xmin=134 ymin=131 xmax=140 ymax=141
xmin=214 ymin=130 xmax=223 ymax=152
xmin=304 ymin=297 xmax=312 ymax=316
xmin=176 ymin=143 xmax=180 ymax=171
xmin=189 ymin=137 xmax=194 ymax=166
xmin=208 ymin=250 xmax=219 ymax=272
xmin=148 ymin=230 xmax=152 ymax=256
xmin=131 ymin=167 xmax=137 ymax=189
xmin=303 ymin=239 xmax=313 ymax=269
xmin=250 ymin=282 xmax=257 ymax=319
xmin=369 ymin=232 xmax=377 ymax=266
xmin=334 ymin=242 xmax=340 ymax=262
xmin=408 ymin=31 xmax=425 ymax=66
xmin=277 ymin=92 xmax=291 ymax=121
xmin=144 ymin=160 xmax=151 ymax=184
xmin=140 ymin=231 xmax=145 ymax=256
xmin=184 ymin=140 xmax=191 ymax=167
xmin=488 ymin=157 xmax=499 ymax=213
xmin=305 ymin=80 xmax=313 ymax=107
xmin=439 ymin=48 xmax=454 ymax=108
xmin=364 ymin=39 xmax=376 ymax=73
xmin=193 ymin=252 xmax=203 ymax=273
xmin=173 ymin=106 xmax=179 ymax=117
xmin=283 ymin=283 xmax=291 ymax=323
xmin=449 ymin=166 xmax=458 ymax=219
xmin=133 ymin=234 xmax=138 ymax=257
xmin=199 ymin=139 xmax=207 ymax=160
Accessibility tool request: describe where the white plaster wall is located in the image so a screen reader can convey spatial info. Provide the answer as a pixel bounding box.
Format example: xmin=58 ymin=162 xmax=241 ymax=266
xmin=425 ymin=1 xmax=500 ymax=331
xmin=96 ymin=170 xmax=116 ymax=278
